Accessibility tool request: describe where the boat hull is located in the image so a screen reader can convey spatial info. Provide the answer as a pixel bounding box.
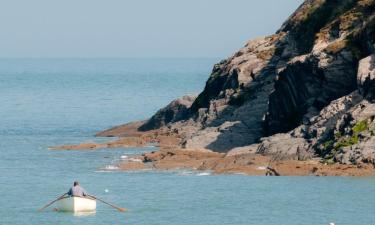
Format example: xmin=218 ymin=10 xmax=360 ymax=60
xmin=56 ymin=196 xmax=96 ymax=212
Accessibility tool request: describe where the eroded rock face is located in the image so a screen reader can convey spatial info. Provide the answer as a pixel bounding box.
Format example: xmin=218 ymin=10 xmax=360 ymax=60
xmin=358 ymin=55 xmax=375 ymax=102
xmin=105 ymin=0 xmax=375 ymax=163
xmin=266 ymin=49 xmax=358 ymax=134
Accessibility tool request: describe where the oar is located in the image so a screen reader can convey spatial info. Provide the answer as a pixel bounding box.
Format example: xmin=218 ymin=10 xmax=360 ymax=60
xmin=89 ymin=195 xmax=127 ymax=212
xmin=38 ymin=193 xmax=66 ymax=212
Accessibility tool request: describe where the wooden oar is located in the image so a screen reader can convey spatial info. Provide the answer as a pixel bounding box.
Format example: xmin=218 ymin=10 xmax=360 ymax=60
xmin=89 ymin=195 xmax=127 ymax=212
xmin=38 ymin=193 xmax=66 ymax=211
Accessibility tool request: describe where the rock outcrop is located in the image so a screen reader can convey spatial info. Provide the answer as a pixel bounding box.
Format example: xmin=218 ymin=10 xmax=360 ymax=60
xmin=257 ymin=91 xmax=375 ymax=165
xmin=358 ymin=54 xmax=375 ymax=101
xmin=138 ymin=95 xmax=196 ymax=131
xmin=99 ymin=0 xmax=375 ymax=165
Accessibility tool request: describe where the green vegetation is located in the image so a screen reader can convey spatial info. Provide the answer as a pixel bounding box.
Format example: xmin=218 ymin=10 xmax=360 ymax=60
xmin=320 ymin=117 xmax=373 ymax=162
xmin=341 ymin=1 xmax=375 ymax=59
xmin=323 ymin=158 xmax=336 ymax=165
xmin=323 ymin=140 xmax=334 ymax=150
xmin=334 ymin=131 xmax=342 ymax=139
xmin=335 ymin=134 xmax=359 ymax=150
xmin=352 ymin=119 xmax=369 ymax=133
xmin=333 ymin=118 xmax=370 ymax=150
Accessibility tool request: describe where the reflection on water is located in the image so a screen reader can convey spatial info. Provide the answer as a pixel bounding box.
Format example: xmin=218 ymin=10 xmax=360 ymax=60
xmin=73 ymin=211 xmax=96 ymax=217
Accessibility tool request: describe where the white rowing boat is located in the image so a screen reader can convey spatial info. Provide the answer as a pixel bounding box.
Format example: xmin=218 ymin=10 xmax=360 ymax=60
xmin=56 ymin=196 xmax=96 ymax=212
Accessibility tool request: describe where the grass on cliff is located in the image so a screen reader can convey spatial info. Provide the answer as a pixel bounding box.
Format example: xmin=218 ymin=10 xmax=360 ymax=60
xmin=308 ymin=0 xmax=375 ymax=57
xmin=352 ymin=119 xmax=370 ymax=133
xmin=321 ymin=117 xmax=373 ymax=162
xmin=341 ymin=1 xmax=375 ymax=59
xmin=290 ymin=0 xmax=357 ymax=54
xmin=334 ymin=118 xmax=369 ymax=149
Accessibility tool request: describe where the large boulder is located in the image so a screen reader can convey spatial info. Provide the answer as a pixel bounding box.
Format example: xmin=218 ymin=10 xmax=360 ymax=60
xmin=256 ymin=133 xmax=312 ymax=160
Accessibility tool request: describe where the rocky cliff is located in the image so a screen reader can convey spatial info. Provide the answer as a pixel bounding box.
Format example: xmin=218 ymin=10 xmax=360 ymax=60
xmin=100 ymin=0 xmax=375 ymax=165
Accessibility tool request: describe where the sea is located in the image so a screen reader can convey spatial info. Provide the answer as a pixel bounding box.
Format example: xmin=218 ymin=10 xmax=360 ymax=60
xmin=0 ymin=58 xmax=374 ymax=225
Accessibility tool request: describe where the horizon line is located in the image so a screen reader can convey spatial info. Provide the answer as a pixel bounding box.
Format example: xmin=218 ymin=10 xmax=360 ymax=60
xmin=0 ymin=56 xmax=222 ymax=60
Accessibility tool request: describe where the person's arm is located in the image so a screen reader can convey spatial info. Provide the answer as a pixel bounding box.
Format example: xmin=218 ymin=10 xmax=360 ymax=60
xmin=82 ymin=188 xmax=88 ymax=196
xmin=67 ymin=188 xmax=72 ymax=196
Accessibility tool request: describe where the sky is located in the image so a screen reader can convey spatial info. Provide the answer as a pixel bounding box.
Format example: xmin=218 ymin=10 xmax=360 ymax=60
xmin=0 ymin=0 xmax=304 ymax=58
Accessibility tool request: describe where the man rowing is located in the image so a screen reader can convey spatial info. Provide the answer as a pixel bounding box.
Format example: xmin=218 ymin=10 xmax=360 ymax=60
xmin=39 ymin=181 xmax=127 ymax=212
xmin=48 ymin=181 xmax=90 ymax=212
xmin=66 ymin=181 xmax=88 ymax=197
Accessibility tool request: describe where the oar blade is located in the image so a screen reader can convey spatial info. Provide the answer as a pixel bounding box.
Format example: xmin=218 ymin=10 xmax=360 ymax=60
xmin=91 ymin=195 xmax=127 ymax=213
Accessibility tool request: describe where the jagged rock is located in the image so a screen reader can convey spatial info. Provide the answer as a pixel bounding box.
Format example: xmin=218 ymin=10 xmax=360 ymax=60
xmin=358 ymin=55 xmax=375 ymax=102
xmin=266 ymin=48 xmax=357 ymax=135
xmin=253 ymin=90 xmax=375 ymax=165
xmin=138 ymin=95 xmax=196 ymax=131
xmin=336 ymin=136 xmax=375 ymax=165
xmin=171 ymin=35 xmax=283 ymax=151
xmin=305 ymin=91 xmax=363 ymax=143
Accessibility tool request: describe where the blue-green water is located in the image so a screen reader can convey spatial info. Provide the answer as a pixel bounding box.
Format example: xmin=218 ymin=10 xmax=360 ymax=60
xmin=0 ymin=58 xmax=374 ymax=225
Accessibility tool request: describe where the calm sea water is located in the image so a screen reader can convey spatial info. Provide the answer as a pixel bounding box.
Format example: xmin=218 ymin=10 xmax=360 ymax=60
xmin=0 ymin=58 xmax=374 ymax=225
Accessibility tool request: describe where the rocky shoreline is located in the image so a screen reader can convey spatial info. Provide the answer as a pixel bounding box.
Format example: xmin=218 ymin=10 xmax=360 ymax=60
xmin=53 ymin=0 xmax=375 ymax=176
xmin=52 ymin=121 xmax=375 ymax=176
xmin=118 ymin=148 xmax=375 ymax=176
xmin=50 ymin=121 xmax=182 ymax=150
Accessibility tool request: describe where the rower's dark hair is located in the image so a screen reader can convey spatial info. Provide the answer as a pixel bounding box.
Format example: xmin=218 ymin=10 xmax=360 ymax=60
xmin=74 ymin=181 xmax=79 ymax=186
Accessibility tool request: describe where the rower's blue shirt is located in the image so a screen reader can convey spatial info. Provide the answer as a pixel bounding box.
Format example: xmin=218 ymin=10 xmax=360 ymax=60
xmin=67 ymin=185 xmax=88 ymax=197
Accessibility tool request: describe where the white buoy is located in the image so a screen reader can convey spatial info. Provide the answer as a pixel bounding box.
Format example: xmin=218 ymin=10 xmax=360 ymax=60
xmin=104 ymin=189 xmax=109 ymax=193
xmin=329 ymin=223 xmax=335 ymax=225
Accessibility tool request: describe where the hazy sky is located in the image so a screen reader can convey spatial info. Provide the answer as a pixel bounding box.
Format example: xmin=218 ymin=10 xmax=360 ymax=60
xmin=0 ymin=0 xmax=304 ymax=58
